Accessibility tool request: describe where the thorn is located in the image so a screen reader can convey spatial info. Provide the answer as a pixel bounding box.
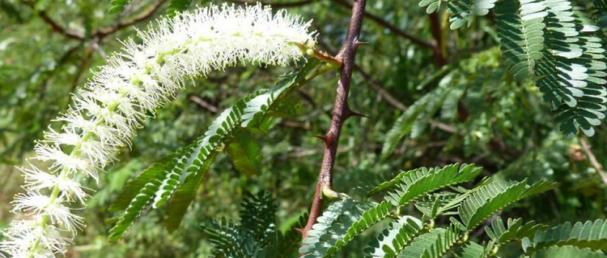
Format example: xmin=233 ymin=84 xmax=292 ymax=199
xmin=353 ymin=39 xmax=367 ymax=49
xmin=314 ymin=134 xmax=328 ymax=144
xmin=344 ymin=105 xmax=367 ymax=118
xmin=295 ymin=227 xmax=304 ymax=235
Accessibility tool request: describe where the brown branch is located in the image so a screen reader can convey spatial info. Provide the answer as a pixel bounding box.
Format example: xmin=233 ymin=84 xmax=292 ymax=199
xmin=355 ymin=65 xmax=407 ymax=111
xmin=332 ymin=0 xmax=434 ymax=49
xmin=301 ymin=0 xmax=367 ymax=240
xmin=228 ymin=0 xmax=317 ymax=8
xmin=428 ymin=13 xmax=447 ymax=66
xmin=579 ymin=137 xmax=607 ymax=185
xmin=34 ymin=0 xmax=165 ymax=41
xmin=188 ymin=95 xmax=220 ymax=114
xmin=38 ymin=11 xmax=85 ymax=40
xmin=95 ymin=0 xmax=167 ymax=39
xmin=319 ymin=39 xmax=456 ymax=135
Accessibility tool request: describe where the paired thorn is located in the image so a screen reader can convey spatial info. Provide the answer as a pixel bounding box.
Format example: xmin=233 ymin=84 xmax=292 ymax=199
xmin=353 ymin=38 xmax=367 ymax=49
xmin=344 ymin=105 xmax=367 ymax=119
xmin=314 ymin=134 xmax=328 ymax=143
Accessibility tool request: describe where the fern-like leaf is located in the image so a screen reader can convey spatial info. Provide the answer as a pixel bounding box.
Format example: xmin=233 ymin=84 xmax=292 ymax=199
xmin=530 ymin=246 xmax=607 ymax=258
xmin=299 ymin=198 xmax=371 ymax=257
xmin=369 ymin=216 xmax=425 ymax=257
xmin=324 ymin=201 xmax=394 ymax=256
xmin=384 ymin=164 xmax=482 ymax=206
xmin=369 ymin=164 xmax=480 ymax=197
xmin=495 ymin=0 xmax=547 ymax=80
xmin=526 ymin=219 xmax=607 ymax=252
xmin=458 ymin=179 xmax=555 ymax=230
xmin=455 ymin=241 xmax=485 ymax=258
xmin=398 ymin=225 xmax=464 ymax=258
xmin=485 ymin=217 xmax=545 ymax=244
xmin=448 ymin=0 xmax=498 ymax=29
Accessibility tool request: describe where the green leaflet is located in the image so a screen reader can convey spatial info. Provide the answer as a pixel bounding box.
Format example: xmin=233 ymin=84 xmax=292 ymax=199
xmin=484 ymin=217 xmax=545 ymax=244
xmin=324 ymin=201 xmax=394 ymax=256
xmin=398 ymin=226 xmax=464 ymax=258
xmin=448 ymin=0 xmax=497 ymax=29
xmin=109 ymin=0 xmax=130 ymax=13
xmin=380 ymin=78 xmax=453 ymax=159
xmin=201 ymin=192 xmax=304 ymax=258
xmin=526 ymin=219 xmax=607 ymax=252
xmin=385 ymin=164 xmax=482 ymax=206
xmin=370 ymin=216 xmax=425 ymax=257
xmin=495 ymin=0 xmax=547 ymax=80
xmin=299 ymin=198 xmax=372 ymax=257
xmin=530 ymin=246 xmax=607 ymax=258
xmin=458 ymin=179 xmax=555 ymax=230
xmin=418 ymin=0 xmax=497 ymax=28
xmin=455 ymin=241 xmax=485 ymax=258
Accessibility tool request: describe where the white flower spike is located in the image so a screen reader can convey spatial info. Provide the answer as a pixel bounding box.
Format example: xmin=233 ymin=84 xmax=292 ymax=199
xmin=0 ymin=4 xmax=316 ymax=257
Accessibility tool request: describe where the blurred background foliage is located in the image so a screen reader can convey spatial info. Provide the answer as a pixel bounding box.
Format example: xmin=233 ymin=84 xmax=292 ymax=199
xmin=1 ymin=0 xmax=606 ymax=257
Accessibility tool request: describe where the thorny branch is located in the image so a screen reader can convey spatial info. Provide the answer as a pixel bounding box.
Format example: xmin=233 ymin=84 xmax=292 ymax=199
xmin=301 ymin=0 xmax=367 ymax=239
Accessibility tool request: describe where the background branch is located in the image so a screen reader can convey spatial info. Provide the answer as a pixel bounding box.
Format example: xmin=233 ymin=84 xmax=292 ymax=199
xmin=332 ymin=0 xmax=434 ymax=49
xmin=579 ymin=137 xmax=607 ymax=185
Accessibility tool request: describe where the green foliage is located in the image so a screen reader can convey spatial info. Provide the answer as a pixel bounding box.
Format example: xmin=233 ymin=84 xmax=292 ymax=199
xmin=369 ymin=216 xmax=425 ymax=257
xmin=458 ymin=179 xmax=555 ymax=230
xmin=4 ymin=0 xmax=607 ymax=257
xmin=109 ymin=61 xmax=325 ymax=240
xmin=494 ymin=0 xmax=547 ymax=80
xmin=484 ymin=217 xmax=545 ymax=244
xmin=167 ymin=0 xmax=193 ymax=17
xmin=299 ymin=164 xmax=598 ymax=257
xmin=420 ymin=0 xmax=607 ymax=136
xmin=526 ymin=219 xmax=607 ymax=251
xmin=201 ymin=191 xmax=303 ymax=257
xmin=399 ymin=226 xmax=463 ymax=258
xmin=109 ymin=0 xmax=130 ymax=13
xmin=448 ymin=0 xmax=497 ymax=29
xmin=531 ymin=246 xmax=607 ymax=258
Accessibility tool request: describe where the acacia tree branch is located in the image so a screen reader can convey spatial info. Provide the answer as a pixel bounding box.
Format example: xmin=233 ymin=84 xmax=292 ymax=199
xmin=96 ymin=0 xmax=167 ymax=39
xmin=579 ymin=137 xmax=607 ymax=185
xmin=228 ymin=0 xmax=317 ymax=8
xmin=301 ymin=0 xmax=367 ymax=240
xmin=332 ymin=0 xmax=434 ymax=49
xmin=34 ymin=0 xmax=165 ymax=41
xmin=38 ymin=11 xmax=85 ymax=40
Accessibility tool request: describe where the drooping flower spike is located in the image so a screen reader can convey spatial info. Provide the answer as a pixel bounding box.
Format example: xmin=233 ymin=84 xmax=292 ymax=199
xmin=0 ymin=4 xmax=316 ymax=257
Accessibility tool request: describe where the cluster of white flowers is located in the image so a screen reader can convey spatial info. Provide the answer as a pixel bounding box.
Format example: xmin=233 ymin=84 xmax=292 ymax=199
xmin=0 ymin=4 xmax=315 ymax=257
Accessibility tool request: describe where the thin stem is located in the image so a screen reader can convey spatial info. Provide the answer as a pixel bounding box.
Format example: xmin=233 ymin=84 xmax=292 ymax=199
xmin=32 ymin=0 xmax=166 ymax=41
xmin=428 ymin=12 xmax=447 ymax=66
xmin=579 ymin=136 xmax=607 ymax=185
xmin=301 ymin=0 xmax=366 ymax=239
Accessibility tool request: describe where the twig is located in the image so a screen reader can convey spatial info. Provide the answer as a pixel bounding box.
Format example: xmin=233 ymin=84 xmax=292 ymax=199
xmin=38 ymin=11 xmax=84 ymax=40
xmin=332 ymin=0 xmax=435 ymax=49
xmin=355 ymin=65 xmax=406 ymax=110
xmin=301 ymin=0 xmax=367 ymax=240
xmin=95 ymin=0 xmax=167 ymax=39
xmin=188 ymin=94 xmax=220 ymax=114
xmin=34 ymin=0 xmax=166 ymax=41
xmin=228 ymin=0 xmax=317 ymax=8
xmin=579 ymin=137 xmax=607 ymax=185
